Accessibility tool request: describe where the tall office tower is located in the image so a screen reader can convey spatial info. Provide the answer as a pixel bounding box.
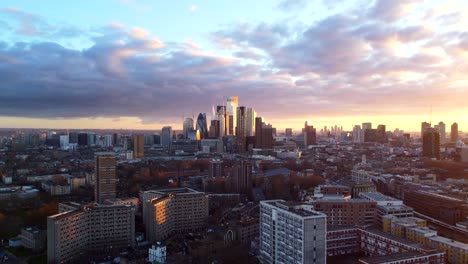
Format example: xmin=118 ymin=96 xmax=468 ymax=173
xmin=259 ymin=200 xmax=327 ymax=264
xmin=87 ymin=133 xmax=96 ymax=146
xmin=261 ymin=123 xmax=274 ymax=149
xmin=47 ymin=204 xmax=135 ymax=263
xmin=161 ymin=126 xmax=172 ymax=148
xmin=95 ymin=154 xmax=118 ymax=203
xmin=69 ymin=132 xmax=78 ymax=144
xmin=376 ymin=124 xmax=387 ymax=143
xmin=246 ymin=108 xmax=256 ymax=137
xmin=421 ymin=121 xmax=431 ymax=139
xmin=226 ymin=96 xmax=239 ymax=135
xmin=423 ymin=128 xmax=441 ymax=159
xmin=437 ymin=121 xmax=446 ymax=145
xmin=209 ymin=158 xmax=223 ymax=178
xmin=451 ymin=122 xmax=458 ymax=142
xmin=183 ymin=118 xmax=194 ymax=139
xmin=78 ymin=133 xmax=88 ymax=146
xmin=133 ymin=134 xmax=145 ymax=158
xmin=113 ymin=133 xmax=119 ymax=146
xmin=216 ymin=106 xmax=226 ymax=138
xmin=236 ymin=106 xmax=247 ymax=138
xmin=353 ymin=125 xmax=363 ymax=143
xmin=364 ymin=129 xmax=378 ymax=143
xmin=255 ymin=117 xmax=263 ymax=148
xmin=103 ymin=135 xmax=113 ymax=147
xmin=231 ymin=159 xmax=252 ymax=194
xmin=142 ymin=188 xmax=208 ymax=243
xmin=362 ymin=122 xmax=372 ymax=130
xmin=196 ymin=113 xmax=209 ymax=140
xmin=209 ymin=119 xmax=220 ymax=138
xmin=285 ymin=128 xmax=293 ymax=137
xmin=304 ymin=123 xmax=317 ymax=146
xmin=59 ymin=135 xmax=69 ymax=150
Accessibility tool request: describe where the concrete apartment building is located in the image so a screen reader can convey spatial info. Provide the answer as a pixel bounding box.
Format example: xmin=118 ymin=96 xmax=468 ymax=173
xmin=20 ymin=227 xmax=46 ymax=253
xmin=47 ymin=203 xmax=135 ymax=263
xmin=259 ymin=200 xmax=327 ymax=264
xmin=142 ymin=188 xmax=208 ymax=243
xmin=95 ymin=154 xmax=118 ymax=203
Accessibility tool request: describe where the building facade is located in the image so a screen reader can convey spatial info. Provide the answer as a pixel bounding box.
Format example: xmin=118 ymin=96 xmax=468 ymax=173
xmin=259 ymin=200 xmax=327 ymax=264
xmin=47 ymin=204 xmax=135 ymax=263
xmin=95 ymin=154 xmax=118 ymax=203
xmin=142 ymin=188 xmax=208 ymax=243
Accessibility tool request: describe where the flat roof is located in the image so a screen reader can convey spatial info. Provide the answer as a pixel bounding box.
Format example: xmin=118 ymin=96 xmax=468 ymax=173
xmin=360 ymin=192 xmax=398 ymax=202
xmin=429 ymin=235 xmax=468 ymax=250
xmin=262 ymin=200 xmax=326 ymax=218
xmin=359 ymin=250 xmax=444 ymax=264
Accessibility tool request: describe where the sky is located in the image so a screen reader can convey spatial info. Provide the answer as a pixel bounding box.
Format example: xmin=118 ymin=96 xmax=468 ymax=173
xmin=0 ymin=0 xmax=468 ymax=132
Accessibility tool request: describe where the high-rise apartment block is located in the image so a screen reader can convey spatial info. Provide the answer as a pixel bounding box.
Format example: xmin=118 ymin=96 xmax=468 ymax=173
xmin=422 ymin=128 xmax=440 ymax=159
xmin=133 ymin=134 xmax=144 ymax=158
xmin=95 ymin=154 xmax=118 ymax=203
xmin=142 ymin=188 xmax=208 ymax=243
xmin=451 ymin=122 xmax=458 ymax=142
xmin=285 ymin=128 xmax=293 ymax=137
xmin=230 ymin=159 xmax=252 ymax=194
xmin=209 ymin=158 xmax=223 ymax=178
xmin=421 ymin=121 xmax=431 ymax=139
xmin=236 ymin=106 xmax=247 ymax=138
xmin=47 ymin=204 xmax=135 ymax=263
xmin=161 ymin=126 xmax=172 ymax=148
xmin=259 ymin=200 xmax=327 ymax=264
xmin=304 ymin=122 xmax=317 ymax=147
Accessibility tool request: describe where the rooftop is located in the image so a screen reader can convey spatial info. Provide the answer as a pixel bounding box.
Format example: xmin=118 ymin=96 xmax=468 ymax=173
xmin=262 ymin=200 xmax=326 ymax=218
xmin=359 ymin=250 xmax=445 ymax=264
xmin=359 ymin=192 xmax=398 ymax=202
xmin=429 ymin=235 xmax=468 ymax=250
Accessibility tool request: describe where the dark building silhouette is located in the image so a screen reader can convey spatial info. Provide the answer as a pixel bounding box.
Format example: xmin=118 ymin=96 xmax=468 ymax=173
xmin=451 ymin=122 xmax=458 ymax=142
xmin=376 ymin=125 xmax=387 ymax=143
xmin=78 ymin=133 xmax=88 ymax=146
xmin=364 ymin=129 xmax=378 ymax=143
xmin=69 ymin=132 xmax=78 ymax=144
xmin=209 ymin=119 xmax=220 ymax=138
xmin=196 ymin=113 xmax=209 ymax=140
xmin=255 ymin=117 xmax=263 ymax=148
xmin=304 ymin=122 xmax=317 ymax=146
xmin=261 ymin=124 xmax=274 ymax=149
xmin=423 ymin=128 xmax=440 ymax=159
xmin=285 ymin=128 xmax=292 ymax=137
xmin=113 ymin=133 xmax=119 ymax=146
xmin=421 ymin=121 xmax=431 ymax=139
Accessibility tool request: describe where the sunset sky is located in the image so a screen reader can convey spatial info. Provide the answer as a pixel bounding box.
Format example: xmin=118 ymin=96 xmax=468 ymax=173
xmin=0 ymin=0 xmax=467 ymax=132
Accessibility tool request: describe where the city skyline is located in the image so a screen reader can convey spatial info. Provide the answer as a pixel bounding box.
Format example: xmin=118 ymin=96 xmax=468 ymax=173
xmin=1 ymin=0 xmax=468 ymax=131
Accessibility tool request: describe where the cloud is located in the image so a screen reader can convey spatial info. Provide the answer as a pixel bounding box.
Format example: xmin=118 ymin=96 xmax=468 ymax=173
xmin=277 ymin=0 xmax=307 ymax=11
xmin=0 ymin=3 xmax=467 ymax=127
xmin=189 ymin=5 xmax=198 ymax=13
